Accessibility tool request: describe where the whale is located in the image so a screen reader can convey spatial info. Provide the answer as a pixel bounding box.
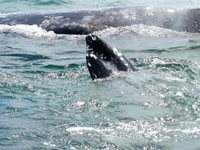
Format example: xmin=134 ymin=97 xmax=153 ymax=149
xmin=0 ymin=7 xmax=200 ymax=35
xmin=86 ymin=34 xmax=137 ymax=80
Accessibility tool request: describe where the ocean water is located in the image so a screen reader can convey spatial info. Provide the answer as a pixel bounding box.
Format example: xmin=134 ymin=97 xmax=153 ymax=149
xmin=1 ymin=0 xmax=200 ymax=150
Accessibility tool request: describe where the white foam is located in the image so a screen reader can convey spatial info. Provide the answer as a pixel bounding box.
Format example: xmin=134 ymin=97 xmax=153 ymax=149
xmin=176 ymin=91 xmax=184 ymax=97
xmin=94 ymin=24 xmax=199 ymax=38
xmin=165 ymin=76 xmax=186 ymax=82
xmin=43 ymin=142 xmax=56 ymax=147
xmin=167 ymin=127 xmax=200 ymax=134
xmin=181 ymin=127 xmax=200 ymax=134
xmin=152 ymin=58 xmax=166 ymax=65
xmin=0 ymin=24 xmax=57 ymax=39
xmin=76 ymin=101 xmax=85 ymax=106
xmin=66 ymin=127 xmax=100 ymax=132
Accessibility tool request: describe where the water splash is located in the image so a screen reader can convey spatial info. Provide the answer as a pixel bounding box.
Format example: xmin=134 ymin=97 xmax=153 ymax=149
xmin=0 ymin=24 xmax=57 ymax=39
xmin=95 ymin=24 xmax=199 ymax=38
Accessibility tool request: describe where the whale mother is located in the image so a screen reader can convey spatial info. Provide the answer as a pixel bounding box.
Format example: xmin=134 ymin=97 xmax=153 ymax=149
xmin=1 ymin=7 xmax=200 ymax=34
xmin=86 ymin=35 xmax=137 ymax=80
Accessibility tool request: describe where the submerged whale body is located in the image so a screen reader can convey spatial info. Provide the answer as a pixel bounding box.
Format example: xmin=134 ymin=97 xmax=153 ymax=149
xmin=1 ymin=7 xmax=200 ymax=34
xmin=86 ymin=34 xmax=137 ymax=80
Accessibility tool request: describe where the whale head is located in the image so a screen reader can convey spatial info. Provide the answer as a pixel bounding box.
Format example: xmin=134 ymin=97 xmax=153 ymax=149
xmin=85 ymin=34 xmax=136 ymax=80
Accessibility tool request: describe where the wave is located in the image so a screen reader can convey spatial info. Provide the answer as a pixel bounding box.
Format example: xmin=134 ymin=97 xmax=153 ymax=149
xmin=43 ymin=64 xmax=79 ymax=69
xmin=33 ymin=0 xmax=71 ymax=6
xmin=132 ymin=57 xmax=200 ymax=81
xmin=0 ymin=53 xmax=50 ymax=61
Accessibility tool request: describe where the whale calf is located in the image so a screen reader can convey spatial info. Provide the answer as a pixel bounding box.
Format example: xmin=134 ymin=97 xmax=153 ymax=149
xmin=86 ymin=34 xmax=137 ymax=80
xmin=1 ymin=7 xmax=200 ymax=35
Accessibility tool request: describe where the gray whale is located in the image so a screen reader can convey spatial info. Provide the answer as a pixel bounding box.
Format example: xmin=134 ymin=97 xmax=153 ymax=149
xmin=0 ymin=7 xmax=200 ymax=35
xmin=86 ymin=34 xmax=137 ymax=80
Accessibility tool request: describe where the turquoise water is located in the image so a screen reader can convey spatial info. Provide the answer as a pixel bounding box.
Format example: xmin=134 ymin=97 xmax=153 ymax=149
xmin=1 ymin=1 xmax=200 ymax=150
xmin=0 ymin=0 xmax=200 ymax=13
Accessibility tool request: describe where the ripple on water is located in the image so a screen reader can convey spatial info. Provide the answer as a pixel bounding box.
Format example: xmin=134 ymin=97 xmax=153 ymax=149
xmin=1 ymin=22 xmax=200 ymax=149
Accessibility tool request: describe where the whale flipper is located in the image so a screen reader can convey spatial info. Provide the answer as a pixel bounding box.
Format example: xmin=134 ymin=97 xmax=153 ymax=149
xmin=86 ymin=35 xmax=136 ymax=80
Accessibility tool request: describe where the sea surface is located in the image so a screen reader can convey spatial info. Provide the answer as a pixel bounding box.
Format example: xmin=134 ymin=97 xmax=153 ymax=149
xmin=1 ymin=0 xmax=200 ymax=150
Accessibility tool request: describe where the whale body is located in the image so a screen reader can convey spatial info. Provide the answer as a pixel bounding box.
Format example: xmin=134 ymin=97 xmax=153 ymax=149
xmin=86 ymin=34 xmax=136 ymax=80
xmin=0 ymin=7 xmax=200 ymax=34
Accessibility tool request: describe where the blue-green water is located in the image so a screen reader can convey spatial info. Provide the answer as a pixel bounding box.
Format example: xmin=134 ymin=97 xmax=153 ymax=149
xmin=1 ymin=1 xmax=200 ymax=150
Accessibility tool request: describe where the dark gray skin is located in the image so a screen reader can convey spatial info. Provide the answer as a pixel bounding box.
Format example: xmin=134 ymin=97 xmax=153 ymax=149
xmin=0 ymin=11 xmax=94 ymax=34
xmin=86 ymin=34 xmax=137 ymax=80
xmin=1 ymin=7 xmax=200 ymax=34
